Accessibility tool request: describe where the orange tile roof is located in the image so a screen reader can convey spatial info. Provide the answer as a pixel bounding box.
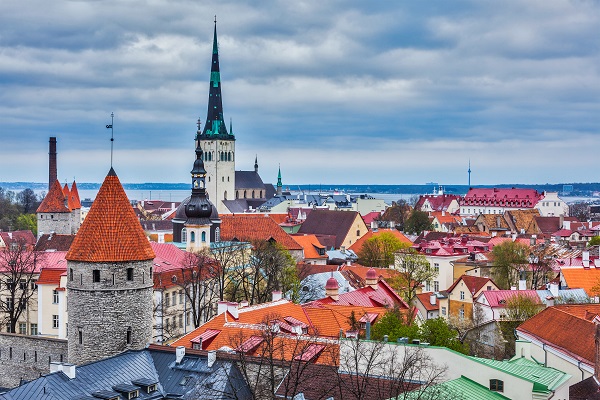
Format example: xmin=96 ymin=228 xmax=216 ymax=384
xmin=265 ymin=213 xmax=289 ymax=224
xmin=66 ymin=168 xmax=155 ymax=262
xmin=517 ymin=304 xmax=600 ymax=366
xmin=292 ymin=234 xmax=328 ymax=259
xmin=348 ymin=229 xmax=412 ymax=253
xmin=69 ymin=180 xmax=81 ymax=209
xmin=303 ymin=304 xmax=388 ymax=337
xmin=36 ymin=180 xmax=70 ymax=213
xmin=561 ymin=268 xmax=600 ymax=296
xmin=220 ymin=214 xmax=302 ymax=250
xmin=37 ymin=268 xmax=66 ymax=285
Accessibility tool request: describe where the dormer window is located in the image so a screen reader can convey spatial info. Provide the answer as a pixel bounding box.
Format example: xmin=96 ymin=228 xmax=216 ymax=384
xmin=490 ymin=379 xmax=504 ymax=392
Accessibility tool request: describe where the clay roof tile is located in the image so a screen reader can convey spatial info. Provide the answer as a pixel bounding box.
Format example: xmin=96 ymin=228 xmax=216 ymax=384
xmin=66 ymin=168 xmax=155 ymax=262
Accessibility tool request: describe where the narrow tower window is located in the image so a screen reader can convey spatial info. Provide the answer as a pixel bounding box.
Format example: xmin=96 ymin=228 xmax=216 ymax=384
xmin=127 ymin=268 xmax=133 ymax=281
xmin=93 ymin=270 xmax=100 ymax=283
xmin=127 ymin=327 xmax=132 ymax=345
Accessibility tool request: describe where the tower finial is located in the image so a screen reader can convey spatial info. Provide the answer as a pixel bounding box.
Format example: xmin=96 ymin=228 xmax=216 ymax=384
xmin=214 ymin=15 xmax=217 ymax=24
xmin=105 ymin=112 xmax=114 ymax=168
xmin=468 ymin=159 xmax=472 ymax=188
xmin=254 ymin=155 xmax=258 ymax=173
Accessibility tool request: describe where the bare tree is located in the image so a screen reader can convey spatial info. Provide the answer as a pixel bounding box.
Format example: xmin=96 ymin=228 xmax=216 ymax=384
xmin=0 ymin=239 xmax=45 ymax=333
xmin=528 ymin=242 xmax=559 ymax=289
xmin=337 ymin=338 xmax=454 ymax=400
xmin=209 ymin=241 xmax=252 ymax=302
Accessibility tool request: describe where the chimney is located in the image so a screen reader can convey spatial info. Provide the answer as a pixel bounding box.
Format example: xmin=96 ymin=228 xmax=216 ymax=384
xmin=239 ymin=300 xmax=249 ymax=308
xmin=272 ymin=291 xmax=282 ymax=302
xmin=207 ymin=350 xmax=217 ymax=368
xmin=176 ymin=346 xmax=185 ymax=364
xmin=545 ymin=296 xmax=554 ymax=307
xmin=549 ymin=282 xmax=559 ymax=297
xmin=429 ymin=293 xmax=436 ymax=305
xmin=217 ymin=301 xmax=228 ymax=315
xmin=559 ymin=214 xmax=564 ymax=229
xmin=518 ymin=279 xmax=527 ymax=290
xmin=564 ymin=221 xmax=571 ymax=230
xmin=227 ymin=302 xmax=239 ymax=319
xmin=49 ymin=137 xmax=57 ymax=191
xmin=515 ymin=340 xmax=532 ymax=360
xmin=50 ymin=362 xmax=76 ymax=379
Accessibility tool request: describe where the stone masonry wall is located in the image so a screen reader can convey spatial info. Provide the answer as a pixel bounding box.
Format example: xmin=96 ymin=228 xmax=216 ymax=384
xmin=37 ymin=212 xmax=72 ymax=238
xmin=0 ymin=333 xmax=67 ymax=388
xmin=67 ymin=259 xmax=154 ymax=365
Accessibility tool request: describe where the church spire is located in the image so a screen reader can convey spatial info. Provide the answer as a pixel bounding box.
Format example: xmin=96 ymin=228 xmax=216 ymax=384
xmin=201 ymin=17 xmax=232 ymax=139
xmin=276 ymin=165 xmax=283 ymax=196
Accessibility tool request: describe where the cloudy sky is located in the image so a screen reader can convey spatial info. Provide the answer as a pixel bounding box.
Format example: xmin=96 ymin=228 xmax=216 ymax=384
xmin=1 ymin=0 xmax=599 ymax=186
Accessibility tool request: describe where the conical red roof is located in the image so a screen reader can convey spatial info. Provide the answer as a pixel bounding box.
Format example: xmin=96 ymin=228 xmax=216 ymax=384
xmin=70 ymin=180 xmax=82 ymax=209
xmin=66 ymin=168 xmax=155 ymax=262
xmin=36 ymin=180 xmax=70 ymax=213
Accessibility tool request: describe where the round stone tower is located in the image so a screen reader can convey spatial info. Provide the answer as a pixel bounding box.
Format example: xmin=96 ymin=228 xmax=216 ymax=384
xmin=66 ymin=167 xmax=155 ymax=365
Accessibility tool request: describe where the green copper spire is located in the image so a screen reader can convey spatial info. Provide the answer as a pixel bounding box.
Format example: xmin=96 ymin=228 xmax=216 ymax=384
xmin=277 ymin=165 xmax=282 ymax=188
xmin=200 ymin=17 xmax=233 ymax=140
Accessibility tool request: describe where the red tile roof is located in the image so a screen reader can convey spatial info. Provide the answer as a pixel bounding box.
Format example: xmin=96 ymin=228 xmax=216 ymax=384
xmin=37 ymin=268 xmax=65 ymax=285
xmin=292 ymin=234 xmax=328 ymax=260
xmin=220 ymin=214 xmax=302 ymax=250
xmin=36 ymin=180 xmax=70 ymax=213
xmin=479 ymin=289 xmax=541 ymax=308
xmin=307 ymin=279 xmax=409 ymax=309
xmin=66 ymin=168 xmax=155 ymax=262
xmin=69 ymin=180 xmax=81 ymax=209
xmin=415 ymin=292 xmax=440 ymax=312
xmin=34 ymin=234 xmax=75 ymax=252
xmin=461 ymin=188 xmax=542 ymax=208
xmin=415 ymin=194 xmax=461 ymax=212
xmin=0 ymin=230 xmax=36 ymax=248
xmin=517 ymin=304 xmax=600 ymax=366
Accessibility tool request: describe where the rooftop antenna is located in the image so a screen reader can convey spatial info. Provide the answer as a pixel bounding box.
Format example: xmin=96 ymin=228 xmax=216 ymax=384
xmin=106 ymin=112 xmax=114 ymax=168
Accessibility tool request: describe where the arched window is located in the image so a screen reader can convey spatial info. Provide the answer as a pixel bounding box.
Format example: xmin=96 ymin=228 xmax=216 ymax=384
xmin=181 ymin=228 xmax=187 ymax=243
xmin=228 ymin=152 xmax=231 ymax=161
xmin=260 ymin=190 xmax=263 ymax=198
xmin=236 ymin=191 xmax=239 ymax=199
xmin=244 ymin=190 xmax=247 ymax=198
xmin=190 ymin=231 xmax=195 ymax=243
xmin=224 ymin=191 xmax=227 ymax=200
xmin=252 ymin=190 xmax=255 ymax=199
xmin=201 ymin=231 xmax=206 ymax=242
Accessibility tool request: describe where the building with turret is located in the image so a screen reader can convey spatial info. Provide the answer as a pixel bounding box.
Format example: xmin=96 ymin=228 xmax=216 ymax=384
xmin=66 ymin=168 xmax=155 ymax=365
xmin=36 ymin=179 xmax=82 ymax=239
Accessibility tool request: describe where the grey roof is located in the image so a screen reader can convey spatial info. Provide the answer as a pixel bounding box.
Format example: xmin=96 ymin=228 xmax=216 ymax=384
xmin=264 ymin=183 xmax=276 ymax=199
xmin=235 ymin=171 xmax=265 ymax=190
xmin=536 ymin=288 xmax=589 ymax=305
xmin=299 ymin=271 xmax=354 ymax=303
xmin=0 ymin=347 xmax=251 ymax=400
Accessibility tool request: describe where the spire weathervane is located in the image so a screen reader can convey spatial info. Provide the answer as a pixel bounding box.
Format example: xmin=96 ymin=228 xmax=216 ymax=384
xmin=106 ymin=112 xmax=114 ymax=168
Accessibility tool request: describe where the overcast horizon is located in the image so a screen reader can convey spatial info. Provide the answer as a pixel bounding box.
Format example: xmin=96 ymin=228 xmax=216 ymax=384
xmin=1 ymin=1 xmax=599 ymax=186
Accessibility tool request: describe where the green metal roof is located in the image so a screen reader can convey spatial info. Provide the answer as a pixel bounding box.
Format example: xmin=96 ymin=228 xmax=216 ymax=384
xmin=400 ymin=376 xmax=510 ymax=400
xmin=469 ymin=356 xmax=571 ymax=392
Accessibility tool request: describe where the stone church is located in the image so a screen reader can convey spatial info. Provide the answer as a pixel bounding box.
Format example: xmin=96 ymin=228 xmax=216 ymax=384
xmin=195 ymin=21 xmax=274 ymax=215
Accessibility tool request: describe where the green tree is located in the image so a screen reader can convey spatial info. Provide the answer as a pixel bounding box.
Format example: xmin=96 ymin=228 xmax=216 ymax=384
xmin=504 ymin=293 xmax=544 ymax=321
xmin=358 ymin=232 xmax=409 ymax=268
xmin=419 ymin=318 xmax=468 ymax=354
xmin=391 ymin=249 xmax=435 ymax=302
xmin=14 ymin=214 xmax=37 ymax=236
xmin=588 ymin=236 xmax=600 ymax=247
xmin=371 ymin=306 xmax=419 ymax=342
xmin=404 ymin=210 xmax=433 ymax=235
xmin=491 ymin=241 xmax=529 ymax=289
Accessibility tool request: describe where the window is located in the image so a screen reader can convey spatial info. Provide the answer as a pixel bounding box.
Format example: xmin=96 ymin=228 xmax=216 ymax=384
xmin=5 ymin=323 xmax=13 ymax=333
xmin=69 ymin=268 xmax=73 ymax=281
xmin=215 ymin=227 xmax=220 ymax=242
xmin=127 ymin=268 xmax=133 ymax=281
xmin=460 ymin=291 xmax=465 ymax=300
xmin=93 ymin=270 xmax=100 ymax=283
xmin=441 ymin=307 xmax=446 ymax=316
xmin=490 ymin=379 xmax=504 ymax=392
xmin=201 ymin=231 xmax=206 ymax=242
xmin=19 ymin=280 xmax=27 ymax=290
xmin=165 ymin=294 xmax=170 ymax=307
xmin=52 ymin=315 xmax=59 ymax=329
xmin=186 ymin=312 xmax=191 ymax=326
xmin=6 ymin=298 xmax=13 ymax=311
xmin=52 ymin=290 xmax=59 ymax=304
xmin=459 ymin=306 xmax=465 ymax=320
xmin=433 ymin=263 xmax=439 ymax=273
xmin=434 ymin=281 xmax=439 ymax=292
xmin=19 ymin=323 xmax=27 ymax=335
xmin=179 ymin=314 xmax=183 ymax=328
xmin=425 ymin=281 xmax=431 ymax=291
xmin=127 ymin=327 xmax=132 ymax=345
xmin=179 ymin=290 xmax=184 ymax=304
xmin=78 ymin=328 xmax=83 ymax=344
xmin=181 ymin=228 xmax=187 ymax=243
xmin=356 ymin=230 xmax=360 ymax=236
xmin=171 ymin=292 xmax=176 ymax=306
xmin=30 ymin=323 xmax=38 ymax=335
xmin=487 ymin=285 xmax=492 ymax=291
xmin=164 ymin=318 xmax=170 ymax=330
xmin=190 ymin=231 xmax=195 ymax=243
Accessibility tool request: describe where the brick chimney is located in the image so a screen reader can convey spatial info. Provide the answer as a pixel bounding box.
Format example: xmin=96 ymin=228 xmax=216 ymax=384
xmin=49 ymin=137 xmax=57 ymax=191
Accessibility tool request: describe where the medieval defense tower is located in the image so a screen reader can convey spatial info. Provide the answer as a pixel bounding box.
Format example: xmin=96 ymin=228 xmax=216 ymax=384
xmin=197 ymin=20 xmax=235 ymax=214
xmin=66 ymin=168 xmax=155 ymax=365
